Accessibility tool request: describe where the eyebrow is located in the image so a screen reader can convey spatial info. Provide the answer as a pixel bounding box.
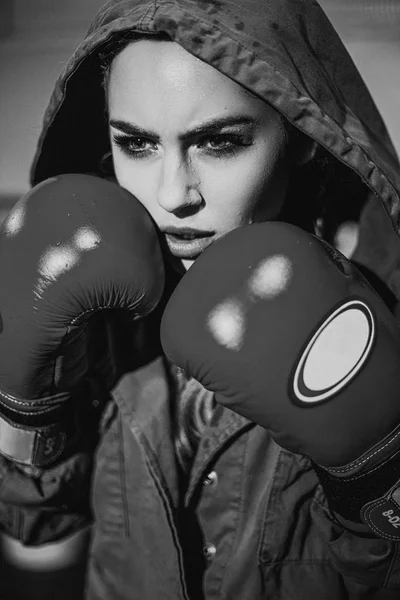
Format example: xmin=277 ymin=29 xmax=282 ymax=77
xmin=109 ymin=115 xmax=258 ymax=141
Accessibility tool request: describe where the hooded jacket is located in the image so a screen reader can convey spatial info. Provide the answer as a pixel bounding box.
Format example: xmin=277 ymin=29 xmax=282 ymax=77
xmin=2 ymin=0 xmax=400 ymax=599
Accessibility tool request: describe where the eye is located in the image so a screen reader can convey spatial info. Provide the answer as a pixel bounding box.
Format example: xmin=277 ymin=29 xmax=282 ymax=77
xmin=199 ymin=133 xmax=253 ymax=157
xmin=207 ymin=135 xmax=233 ymax=149
xmin=112 ymin=134 xmax=157 ymax=158
xmin=129 ymin=137 xmax=148 ymax=149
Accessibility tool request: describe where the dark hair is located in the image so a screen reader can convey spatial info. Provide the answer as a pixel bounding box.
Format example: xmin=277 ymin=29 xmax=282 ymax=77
xmin=97 ymin=30 xmax=368 ymax=473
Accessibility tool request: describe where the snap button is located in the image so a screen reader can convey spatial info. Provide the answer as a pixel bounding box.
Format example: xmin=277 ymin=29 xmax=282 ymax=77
xmin=203 ymin=470 xmax=218 ymax=487
xmin=203 ymin=542 xmax=216 ymax=561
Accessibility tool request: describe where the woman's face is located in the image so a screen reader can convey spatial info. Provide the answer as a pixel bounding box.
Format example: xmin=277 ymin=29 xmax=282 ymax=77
xmin=108 ymin=40 xmax=292 ymax=269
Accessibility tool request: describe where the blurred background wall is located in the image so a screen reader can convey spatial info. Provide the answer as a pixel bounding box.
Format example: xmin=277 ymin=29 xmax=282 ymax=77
xmin=0 ymin=0 xmax=399 ymax=214
xmin=0 ymin=0 xmax=103 ymax=213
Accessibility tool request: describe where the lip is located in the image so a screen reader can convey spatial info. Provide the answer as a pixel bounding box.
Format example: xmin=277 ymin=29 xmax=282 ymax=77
xmin=161 ymin=226 xmax=215 ymax=259
xmin=162 ymin=226 xmax=215 ymax=238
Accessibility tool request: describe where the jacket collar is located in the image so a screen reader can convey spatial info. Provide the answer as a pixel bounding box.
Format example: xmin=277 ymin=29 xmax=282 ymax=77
xmin=112 ymin=356 xmax=254 ymax=507
xmin=185 ymin=404 xmax=254 ymax=505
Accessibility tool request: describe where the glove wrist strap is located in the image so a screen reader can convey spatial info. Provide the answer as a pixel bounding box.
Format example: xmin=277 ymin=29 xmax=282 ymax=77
xmin=0 ymin=413 xmax=67 ymax=468
xmin=0 ymin=389 xmax=72 ymax=468
xmin=313 ymin=446 xmax=400 ymax=541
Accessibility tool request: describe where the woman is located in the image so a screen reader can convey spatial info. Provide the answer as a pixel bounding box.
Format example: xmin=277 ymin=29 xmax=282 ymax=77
xmin=2 ymin=0 xmax=400 ymax=598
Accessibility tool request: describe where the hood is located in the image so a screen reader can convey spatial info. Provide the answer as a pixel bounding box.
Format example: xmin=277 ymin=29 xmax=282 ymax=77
xmin=30 ymin=0 xmax=400 ymax=303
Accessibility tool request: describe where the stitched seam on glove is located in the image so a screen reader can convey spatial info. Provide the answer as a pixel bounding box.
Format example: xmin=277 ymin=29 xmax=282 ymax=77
xmin=313 ymin=448 xmax=400 ymax=524
xmin=0 ymin=389 xmax=69 ymax=411
xmin=322 ymin=422 xmax=400 ymax=475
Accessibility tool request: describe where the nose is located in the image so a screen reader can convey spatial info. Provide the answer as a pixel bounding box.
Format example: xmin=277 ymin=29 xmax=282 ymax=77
xmin=157 ymin=153 xmax=203 ymax=216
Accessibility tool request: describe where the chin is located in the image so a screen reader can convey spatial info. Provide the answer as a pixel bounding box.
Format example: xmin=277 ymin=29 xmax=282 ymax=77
xmin=181 ymin=258 xmax=195 ymax=271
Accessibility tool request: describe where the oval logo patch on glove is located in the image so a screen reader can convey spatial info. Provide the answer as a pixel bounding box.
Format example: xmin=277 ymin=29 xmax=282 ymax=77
xmin=292 ymin=300 xmax=375 ymax=405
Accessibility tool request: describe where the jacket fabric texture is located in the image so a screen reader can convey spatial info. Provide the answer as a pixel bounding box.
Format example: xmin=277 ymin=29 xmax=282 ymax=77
xmin=2 ymin=0 xmax=400 ymax=598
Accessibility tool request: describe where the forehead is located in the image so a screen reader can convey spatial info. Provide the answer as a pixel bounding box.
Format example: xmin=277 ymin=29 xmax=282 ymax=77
xmin=107 ymin=40 xmax=267 ymax=127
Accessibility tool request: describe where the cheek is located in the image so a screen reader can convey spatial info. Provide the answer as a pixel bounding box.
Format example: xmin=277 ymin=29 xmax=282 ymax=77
xmin=202 ymin=148 xmax=290 ymax=226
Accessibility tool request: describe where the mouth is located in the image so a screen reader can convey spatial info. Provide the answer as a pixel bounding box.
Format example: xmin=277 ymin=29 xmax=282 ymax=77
xmin=162 ymin=226 xmax=215 ymax=259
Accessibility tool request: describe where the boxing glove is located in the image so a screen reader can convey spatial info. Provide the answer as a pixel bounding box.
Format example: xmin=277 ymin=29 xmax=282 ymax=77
xmin=0 ymin=174 xmax=164 ymax=469
xmin=161 ymin=221 xmax=400 ymax=540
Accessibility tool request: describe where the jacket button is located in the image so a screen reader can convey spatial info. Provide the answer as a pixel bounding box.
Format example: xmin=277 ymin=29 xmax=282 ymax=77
xmin=203 ymin=542 xmax=216 ymax=561
xmin=203 ymin=470 xmax=218 ymax=487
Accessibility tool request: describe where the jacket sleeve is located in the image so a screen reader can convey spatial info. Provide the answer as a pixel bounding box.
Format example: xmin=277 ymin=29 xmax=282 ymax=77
xmin=0 ymin=447 xmax=93 ymax=546
xmin=327 ymin=524 xmax=400 ymax=595
xmin=0 ymin=377 xmax=112 ymax=546
xmin=311 ymin=456 xmax=400 ymax=592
